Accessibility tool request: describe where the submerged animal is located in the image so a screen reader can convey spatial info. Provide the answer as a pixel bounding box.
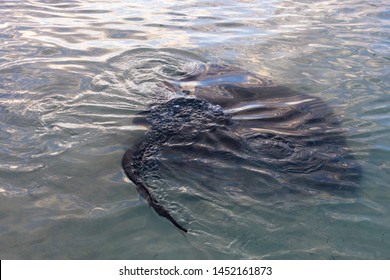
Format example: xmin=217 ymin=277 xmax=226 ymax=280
xmin=122 ymin=64 xmax=360 ymax=232
xmin=122 ymin=98 xmax=230 ymax=232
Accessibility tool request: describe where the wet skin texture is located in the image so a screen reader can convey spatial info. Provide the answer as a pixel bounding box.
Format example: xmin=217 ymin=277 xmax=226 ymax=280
xmin=122 ymin=98 xmax=229 ymax=232
xmin=122 ymin=65 xmax=361 ymax=232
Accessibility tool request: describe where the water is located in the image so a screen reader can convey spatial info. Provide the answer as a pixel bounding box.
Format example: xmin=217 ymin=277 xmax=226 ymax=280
xmin=0 ymin=0 xmax=389 ymax=259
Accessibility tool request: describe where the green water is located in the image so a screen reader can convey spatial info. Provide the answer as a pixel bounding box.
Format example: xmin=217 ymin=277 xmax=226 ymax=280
xmin=0 ymin=0 xmax=389 ymax=259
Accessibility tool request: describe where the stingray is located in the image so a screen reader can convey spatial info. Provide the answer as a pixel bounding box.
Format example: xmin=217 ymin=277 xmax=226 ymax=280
xmin=122 ymin=98 xmax=229 ymax=232
xmin=122 ymin=65 xmax=360 ymax=232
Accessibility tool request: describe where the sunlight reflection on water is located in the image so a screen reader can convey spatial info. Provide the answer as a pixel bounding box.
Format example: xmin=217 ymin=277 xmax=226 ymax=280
xmin=0 ymin=0 xmax=389 ymax=259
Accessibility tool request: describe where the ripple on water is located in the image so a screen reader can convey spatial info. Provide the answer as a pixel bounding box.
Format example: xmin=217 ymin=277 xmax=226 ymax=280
xmin=0 ymin=0 xmax=389 ymax=259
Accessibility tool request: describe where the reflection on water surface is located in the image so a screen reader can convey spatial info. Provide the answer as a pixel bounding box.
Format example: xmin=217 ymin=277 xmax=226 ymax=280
xmin=0 ymin=0 xmax=389 ymax=259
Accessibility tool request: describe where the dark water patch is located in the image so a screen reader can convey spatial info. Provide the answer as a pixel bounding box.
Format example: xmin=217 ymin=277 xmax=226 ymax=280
xmin=125 ymin=17 xmax=145 ymax=22
xmin=216 ymin=21 xmax=246 ymax=28
xmin=104 ymin=29 xmax=147 ymax=40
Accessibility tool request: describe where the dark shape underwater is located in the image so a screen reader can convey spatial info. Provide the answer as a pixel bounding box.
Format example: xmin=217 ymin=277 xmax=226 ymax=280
xmin=122 ymin=65 xmax=361 ymax=232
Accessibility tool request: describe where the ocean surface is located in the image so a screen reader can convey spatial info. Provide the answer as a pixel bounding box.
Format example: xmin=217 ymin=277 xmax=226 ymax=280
xmin=0 ymin=0 xmax=389 ymax=259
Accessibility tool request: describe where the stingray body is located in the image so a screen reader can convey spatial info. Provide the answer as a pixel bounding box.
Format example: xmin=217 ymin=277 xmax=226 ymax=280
xmin=122 ymin=98 xmax=230 ymax=232
xmin=122 ymin=65 xmax=360 ymax=232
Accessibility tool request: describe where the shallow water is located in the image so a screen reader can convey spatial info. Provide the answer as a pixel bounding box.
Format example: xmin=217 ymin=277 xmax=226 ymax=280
xmin=0 ymin=0 xmax=389 ymax=259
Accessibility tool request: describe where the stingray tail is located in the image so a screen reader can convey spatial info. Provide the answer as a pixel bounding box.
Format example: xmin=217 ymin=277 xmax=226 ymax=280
xmin=149 ymin=198 xmax=188 ymax=233
xmin=122 ymin=149 xmax=188 ymax=233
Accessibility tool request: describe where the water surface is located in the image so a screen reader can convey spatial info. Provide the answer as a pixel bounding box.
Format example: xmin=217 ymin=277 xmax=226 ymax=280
xmin=0 ymin=0 xmax=389 ymax=259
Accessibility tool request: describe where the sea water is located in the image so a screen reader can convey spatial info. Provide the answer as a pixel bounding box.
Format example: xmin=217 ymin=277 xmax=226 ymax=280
xmin=0 ymin=0 xmax=389 ymax=259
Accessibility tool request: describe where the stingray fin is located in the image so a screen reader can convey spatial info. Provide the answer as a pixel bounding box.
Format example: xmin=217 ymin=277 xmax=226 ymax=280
xmin=122 ymin=149 xmax=188 ymax=233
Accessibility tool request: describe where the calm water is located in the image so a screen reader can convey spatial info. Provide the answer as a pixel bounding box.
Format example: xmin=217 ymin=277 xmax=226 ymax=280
xmin=0 ymin=0 xmax=389 ymax=259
